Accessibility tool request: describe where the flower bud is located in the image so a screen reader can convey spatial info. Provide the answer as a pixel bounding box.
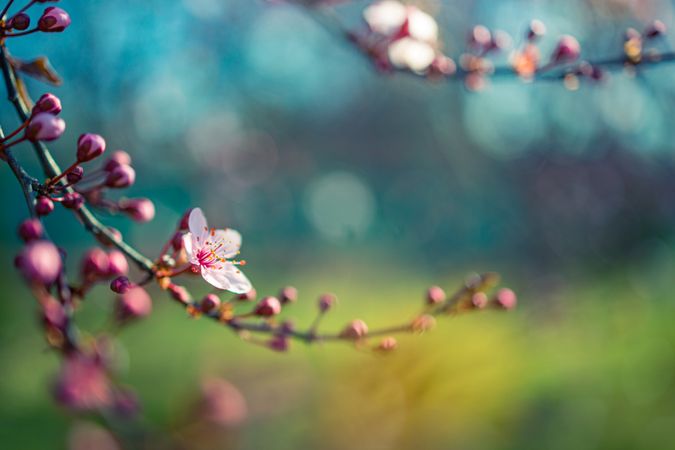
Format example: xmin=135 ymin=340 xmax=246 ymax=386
xmin=340 ymin=319 xmax=368 ymax=340
xmin=278 ymin=286 xmax=298 ymax=304
xmin=76 ymin=134 xmax=106 ymax=163
xmin=318 ymin=293 xmax=336 ymax=312
xmin=254 ymin=296 xmax=282 ymax=317
xmin=201 ymin=293 xmax=221 ymax=313
xmin=16 ymin=240 xmax=62 ymax=285
xmin=527 ymin=19 xmax=546 ymax=41
xmin=411 ymin=314 xmax=436 ymax=332
xmin=102 ymin=150 xmax=132 ymax=172
xmin=237 ymin=288 xmax=256 ymax=302
xmin=119 ymin=198 xmax=155 ymax=222
xmin=42 ymin=295 xmax=66 ymax=328
xmin=171 ymin=231 xmax=184 ymax=252
xmin=167 ymin=284 xmax=190 ymax=303
xmin=18 ymin=218 xmax=44 ymax=242
xmin=38 ymin=6 xmax=71 ymax=32
xmin=81 ymin=247 xmax=109 ymax=279
xmin=426 ymin=286 xmax=445 ymax=305
xmin=35 ymin=196 xmax=55 ymax=216
xmin=376 ymin=336 xmax=397 ymax=352
xmin=196 ymin=377 xmax=247 ymax=427
xmin=53 ymin=355 xmax=112 ymax=411
xmin=178 ymin=209 xmax=191 ymax=230
xmin=471 ymin=292 xmax=488 ymax=309
xmin=65 ymin=166 xmax=84 ymax=185
xmin=645 ymin=20 xmax=666 ymax=39
xmin=25 ymin=112 xmax=65 ymax=142
xmin=8 ymin=13 xmax=30 ymax=31
xmin=116 ymin=286 xmax=152 ymax=321
xmin=33 ymin=93 xmax=61 ymax=115
xmin=551 ymin=35 xmax=580 ymax=64
xmin=493 ymin=288 xmax=517 ymax=310
xmin=268 ymin=335 xmax=289 ymax=352
xmin=107 ymin=250 xmax=129 ymax=277
xmin=104 ymin=164 xmax=135 ymax=188
xmin=62 ymin=192 xmax=84 ymax=210
xmin=110 ymin=276 xmax=132 ymax=294
xmin=468 ymin=25 xmax=491 ymax=50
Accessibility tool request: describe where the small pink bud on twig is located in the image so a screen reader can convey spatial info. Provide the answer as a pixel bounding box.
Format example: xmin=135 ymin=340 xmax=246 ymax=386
xmin=550 ymin=35 xmax=581 ymax=64
xmin=200 ymin=293 xmax=221 ymax=313
xmin=254 ymin=296 xmax=282 ymax=317
xmin=471 ymin=292 xmax=488 ymax=309
xmin=33 ymin=93 xmax=61 ymax=115
xmin=62 ymin=192 xmax=84 ymax=210
xmin=8 ymin=13 xmax=30 ymax=31
xmin=116 ymin=286 xmax=152 ymax=321
xmin=339 ymin=319 xmax=368 ymax=340
xmin=279 ymin=286 xmax=298 ymax=304
xmin=492 ymin=288 xmax=517 ymax=310
xmin=18 ymin=218 xmax=44 ymax=242
xmin=527 ymin=19 xmax=546 ymax=41
xmin=167 ymin=284 xmax=191 ymax=304
xmin=376 ymin=336 xmax=398 ymax=352
xmin=104 ymin=164 xmax=135 ymax=188
xmin=102 ymin=150 xmax=131 ymax=172
xmin=38 ymin=7 xmax=71 ymax=32
xmin=426 ymin=285 xmax=445 ymax=305
xmin=645 ymin=20 xmax=666 ymax=39
xmin=119 ymin=198 xmax=155 ymax=222
xmin=16 ymin=240 xmax=62 ymax=285
xmin=318 ymin=293 xmax=336 ymax=312
xmin=237 ymin=288 xmax=257 ymax=302
xmin=53 ymin=355 xmax=112 ymax=411
xmin=35 ymin=196 xmax=55 ymax=216
xmin=110 ymin=276 xmax=132 ymax=294
xmin=66 ymin=165 xmax=84 ymax=184
xmin=26 ymin=112 xmax=65 ymax=142
xmin=196 ymin=377 xmax=247 ymax=427
xmin=77 ymin=133 xmax=106 ymax=162
xmin=81 ymin=247 xmax=109 ymax=279
xmin=411 ymin=314 xmax=436 ymax=332
xmin=107 ymin=250 xmax=129 ymax=277
xmin=268 ymin=334 xmax=289 ymax=352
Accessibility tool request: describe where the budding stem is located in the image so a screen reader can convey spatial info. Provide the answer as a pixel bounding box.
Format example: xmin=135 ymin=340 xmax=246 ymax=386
xmin=47 ymin=161 xmax=82 ymax=187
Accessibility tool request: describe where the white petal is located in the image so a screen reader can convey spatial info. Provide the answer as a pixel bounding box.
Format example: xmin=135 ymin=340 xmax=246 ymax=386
xmin=182 ymin=232 xmax=199 ymax=264
xmin=188 ymin=207 xmax=209 ymax=243
xmin=388 ymin=38 xmax=436 ymax=72
xmin=363 ymin=0 xmax=407 ymax=36
xmin=407 ymin=9 xmax=438 ymax=43
xmin=201 ymin=264 xmax=252 ymax=294
xmin=210 ymin=228 xmax=242 ymax=259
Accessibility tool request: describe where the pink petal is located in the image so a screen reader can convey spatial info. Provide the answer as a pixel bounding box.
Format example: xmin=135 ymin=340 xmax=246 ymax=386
xmin=189 ymin=208 xmax=209 ymax=243
xmin=201 ymin=264 xmax=252 ymax=294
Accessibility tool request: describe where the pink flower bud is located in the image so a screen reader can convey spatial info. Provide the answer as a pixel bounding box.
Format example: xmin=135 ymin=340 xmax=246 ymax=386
xmin=62 ymin=192 xmax=84 ymax=210
xmin=268 ymin=335 xmax=289 ymax=352
xmin=104 ymin=164 xmax=135 ymax=188
xmin=102 ymin=150 xmax=132 ymax=172
xmin=471 ymin=292 xmax=488 ymax=309
xmin=42 ymin=295 xmax=66 ymax=328
xmin=119 ymin=198 xmax=155 ymax=223
xmin=25 ymin=112 xmax=65 ymax=142
xmin=376 ymin=336 xmax=398 ymax=352
xmin=76 ymin=134 xmax=106 ymax=162
xmin=426 ymin=286 xmax=445 ymax=305
xmin=66 ymin=165 xmax=84 ymax=184
xmin=18 ymin=218 xmax=44 ymax=242
xmin=116 ymin=286 xmax=152 ymax=320
xmin=196 ymin=378 xmax=247 ymax=427
xmin=167 ymin=284 xmax=191 ymax=304
xmin=178 ymin=209 xmax=191 ymax=230
xmin=551 ymin=35 xmax=580 ymax=64
xmin=493 ymin=288 xmax=517 ymax=310
xmin=9 ymin=13 xmax=30 ymax=30
xmin=254 ymin=296 xmax=282 ymax=317
xmin=340 ymin=319 xmax=368 ymax=340
xmin=279 ymin=286 xmax=298 ymax=304
xmin=33 ymin=93 xmax=61 ymax=115
xmin=645 ymin=20 xmax=666 ymax=39
xmin=107 ymin=250 xmax=128 ymax=277
xmin=318 ymin=293 xmax=336 ymax=312
xmin=110 ymin=276 xmax=132 ymax=294
xmin=53 ymin=355 xmax=112 ymax=411
xmin=237 ymin=288 xmax=256 ymax=302
xmin=36 ymin=196 xmax=54 ymax=216
xmin=171 ymin=231 xmax=183 ymax=251
xmin=201 ymin=293 xmax=221 ymax=313
xmin=468 ymin=25 xmax=491 ymax=50
xmin=411 ymin=314 xmax=436 ymax=332
xmin=38 ymin=6 xmax=71 ymax=32
xmin=527 ymin=19 xmax=546 ymax=41
xmin=16 ymin=240 xmax=62 ymax=285
xmin=81 ymin=247 xmax=109 ymax=279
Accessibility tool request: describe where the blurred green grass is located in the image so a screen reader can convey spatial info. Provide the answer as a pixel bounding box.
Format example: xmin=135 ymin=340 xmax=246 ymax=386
xmin=2 ymin=251 xmax=675 ymax=450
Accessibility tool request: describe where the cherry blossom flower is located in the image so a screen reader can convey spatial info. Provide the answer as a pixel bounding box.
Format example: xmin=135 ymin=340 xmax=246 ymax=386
xmin=182 ymin=208 xmax=251 ymax=293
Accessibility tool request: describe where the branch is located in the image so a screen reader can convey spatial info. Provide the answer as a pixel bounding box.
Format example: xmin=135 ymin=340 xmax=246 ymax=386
xmin=0 ymin=44 xmax=155 ymax=273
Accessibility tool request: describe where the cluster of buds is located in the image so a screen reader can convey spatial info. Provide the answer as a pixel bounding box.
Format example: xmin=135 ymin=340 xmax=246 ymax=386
xmin=350 ymin=0 xmax=455 ymax=77
xmin=0 ymin=0 xmax=71 ymax=36
xmin=623 ymin=20 xmax=667 ymax=65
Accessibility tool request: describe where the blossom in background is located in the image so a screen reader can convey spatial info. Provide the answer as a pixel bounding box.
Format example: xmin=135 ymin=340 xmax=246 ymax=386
xmin=182 ymin=208 xmax=252 ymax=294
xmin=361 ymin=0 xmax=443 ymax=73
